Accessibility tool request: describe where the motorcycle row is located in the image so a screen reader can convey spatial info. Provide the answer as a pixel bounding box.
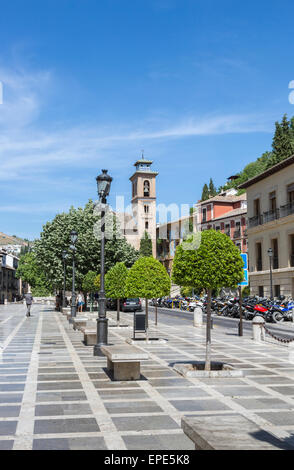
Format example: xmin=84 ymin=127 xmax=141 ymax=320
xmin=150 ymin=295 xmax=294 ymax=324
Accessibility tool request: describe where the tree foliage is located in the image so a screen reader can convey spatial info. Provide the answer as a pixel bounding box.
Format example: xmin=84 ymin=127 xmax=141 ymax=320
xmin=139 ymin=231 xmax=153 ymax=257
xmin=172 ymin=230 xmax=244 ymax=289
xmin=16 ymin=252 xmax=51 ymax=296
xmin=125 ymin=257 xmax=171 ymax=299
xmin=94 ymin=274 xmax=101 ymax=291
xmin=82 ymin=270 xmax=98 ymax=293
xmin=105 ymin=262 xmax=128 ymax=299
xmin=34 ymin=200 xmax=139 ymax=292
xmin=201 ymin=183 xmax=209 ymax=201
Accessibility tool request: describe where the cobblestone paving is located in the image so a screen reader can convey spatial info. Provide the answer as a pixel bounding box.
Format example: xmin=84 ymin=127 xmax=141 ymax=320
xmin=2 ymin=303 xmax=294 ymax=449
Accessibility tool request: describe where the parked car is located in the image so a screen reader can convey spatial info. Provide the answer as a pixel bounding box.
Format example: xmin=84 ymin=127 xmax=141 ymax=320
xmin=120 ymin=298 xmax=143 ymax=312
xmin=106 ymin=298 xmax=117 ymax=310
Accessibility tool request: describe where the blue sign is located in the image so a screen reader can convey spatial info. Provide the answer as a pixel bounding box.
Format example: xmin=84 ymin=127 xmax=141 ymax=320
xmin=239 ymin=253 xmax=249 ymax=287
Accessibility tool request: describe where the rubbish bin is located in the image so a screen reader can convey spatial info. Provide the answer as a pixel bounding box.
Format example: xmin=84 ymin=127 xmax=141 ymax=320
xmin=133 ymin=312 xmax=146 ymax=339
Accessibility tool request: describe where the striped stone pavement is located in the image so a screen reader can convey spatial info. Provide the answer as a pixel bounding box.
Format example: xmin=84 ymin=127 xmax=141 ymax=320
xmin=1 ymin=303 xmax=294 ymax=450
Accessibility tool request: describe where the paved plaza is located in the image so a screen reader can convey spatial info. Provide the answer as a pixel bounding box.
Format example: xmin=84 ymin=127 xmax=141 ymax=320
xmin=2 ymin=304 xmax=294 ymax=449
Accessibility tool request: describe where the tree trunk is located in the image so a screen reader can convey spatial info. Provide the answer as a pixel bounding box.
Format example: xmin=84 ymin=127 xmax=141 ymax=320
xmin=145 ymin=298 xmax=149 ymax=341
xmin=204 ymin=288 xmax=212 ymax=371
xmin=117 ymin=298 xmax=120 ymax=325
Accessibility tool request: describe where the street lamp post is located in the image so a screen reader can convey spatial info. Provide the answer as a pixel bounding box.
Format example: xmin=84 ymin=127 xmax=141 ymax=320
xmin=94 ymin=169 xmax=113 ymax=356
xmin=62 ymin=250 xmax=68 ymax=309
xmin=70 ymin=230 xmax=78 ymax=323
xmin=268 ymin=248 xmax=273 ymax=300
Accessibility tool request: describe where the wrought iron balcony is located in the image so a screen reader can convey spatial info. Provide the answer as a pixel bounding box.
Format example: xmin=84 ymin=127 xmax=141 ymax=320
xmin=233 ymin=230 xmax=241 ymax=239
xmin=280 ymin=202 xmax=294 ymax=218
xmin=263 ymin=209 xmax=279 ymax=224
xmin=248 ymin=215 xmax=263 ymax=228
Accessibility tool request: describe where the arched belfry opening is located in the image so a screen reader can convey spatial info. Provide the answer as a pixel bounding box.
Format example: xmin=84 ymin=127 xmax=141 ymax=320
xmin=143 ymin=180 xmax=150 ymax=197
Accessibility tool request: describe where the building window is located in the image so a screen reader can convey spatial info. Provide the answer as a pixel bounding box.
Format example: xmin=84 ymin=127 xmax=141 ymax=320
xmin=258 ymin=286 xmax=264 ymax=297
xmin=202 ymin=208 xmax=207 ymax=223
xmin=272 ymin=238 xmax=279 ymax=269
xmin=254 ymin=198 xmax=260 ymax=216
xmin=256 ymin=242 xmax=262 ymax=271
xmin=145 ymin=221 xmax=149 ymax=230
xmin=143 ymin=180 xmax=150 ymax=197
xmin=274 ymin=285 xmax=281 ymax=298
xmin=269 ymin=191 xmax=277 ymax=212
xmin=144 ymin=205 xmax=149 ymax=214
xmin=225 ymin=224 xmax=230 ymax=236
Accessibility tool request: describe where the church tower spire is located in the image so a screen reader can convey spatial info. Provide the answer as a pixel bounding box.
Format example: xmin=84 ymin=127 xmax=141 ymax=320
xmin=129 ymin=156 xmax=158 ymax=257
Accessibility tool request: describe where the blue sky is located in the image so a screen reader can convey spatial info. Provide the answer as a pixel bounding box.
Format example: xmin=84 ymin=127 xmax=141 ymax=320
xmin=1 ymin=0 xmax=294 ymax=239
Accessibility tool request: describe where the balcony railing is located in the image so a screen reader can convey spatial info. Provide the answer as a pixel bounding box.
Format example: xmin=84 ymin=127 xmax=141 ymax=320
xmin=280 ymin=202 xmax=294 ymax=218
xmin=248 ymin=215 xmax=263 ymax=228
xmin=249 ymin=202 xmax=294 ymax=229
xmin=233 ymin=230 xmax=241 ymax=239
xmin=263 ymin=209 xmax=279 ymax=224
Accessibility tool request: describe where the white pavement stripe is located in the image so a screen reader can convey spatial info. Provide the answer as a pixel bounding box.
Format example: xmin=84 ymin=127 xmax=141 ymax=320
xmin=55 ymin=313 xmax=127 ymax=450
xmin=12 ymin=309 xmax=43 ymax=450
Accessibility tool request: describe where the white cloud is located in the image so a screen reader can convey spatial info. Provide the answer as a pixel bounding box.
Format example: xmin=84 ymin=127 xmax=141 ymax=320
xmin=0 ymin=66 xmax=273 ymax=183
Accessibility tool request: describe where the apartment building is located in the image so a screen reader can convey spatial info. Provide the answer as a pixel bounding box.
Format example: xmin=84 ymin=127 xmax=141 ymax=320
xmin=0 ymin=251 xmax=23 ymax=303
xmin=239 ymin=155 xmax=294 ymax=297
xmin=156 ymin=214 xmax=196 ymax=273
xmin=200 ymin=189 xmax=248 ymax=253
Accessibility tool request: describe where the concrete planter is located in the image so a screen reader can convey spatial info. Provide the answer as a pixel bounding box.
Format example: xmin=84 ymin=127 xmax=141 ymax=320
xmin=173 ymin=361 xmax=243 ymax=378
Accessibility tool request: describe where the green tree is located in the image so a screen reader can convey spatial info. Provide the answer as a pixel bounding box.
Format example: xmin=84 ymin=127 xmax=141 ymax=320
xmin=82 ymin=270 xmax=98 ymax=312
xmin=94 ymin=274 xmax=101 ymax=291
xmin=208 ymin=178 xmax=217 ymax=197
xmin=172 ymin=230 xmax=244 ymax=370
xmin=139 ymin=231 xmax=153 ymax=257
xmin=16 ymin=252 xmax=51 ymax=296
xmin=201 ymin=183 xmax=209 ymax=201
xmin=267 ymin=114 xmax=294 ymax=168
xmin=34 ymin=200 xmax=139 ymax=293
xmin=125 ymin=257 xmax=171 ymax=337
xmin=105 ymin=262 xmax=128 ymax=324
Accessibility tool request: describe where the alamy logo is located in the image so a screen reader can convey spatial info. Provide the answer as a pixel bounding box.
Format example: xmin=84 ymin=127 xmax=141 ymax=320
xmin=289 ymin=80 xmax=294 ymax=104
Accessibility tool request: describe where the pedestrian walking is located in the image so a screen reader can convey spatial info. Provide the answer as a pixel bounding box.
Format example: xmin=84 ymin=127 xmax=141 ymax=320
xmin=77 ymin=292 xmax=84 ymax=312
xmin=25 ymin=291 xmax=34 ymax=317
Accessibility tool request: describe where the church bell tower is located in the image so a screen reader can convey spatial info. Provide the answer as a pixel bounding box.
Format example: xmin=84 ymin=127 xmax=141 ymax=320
xmin=130 ymin=157 xmax=158 ymax=257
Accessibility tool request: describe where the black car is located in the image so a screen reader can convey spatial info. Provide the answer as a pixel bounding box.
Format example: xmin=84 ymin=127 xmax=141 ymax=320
xmin=120 ymin=298 xmax=143 ymax=312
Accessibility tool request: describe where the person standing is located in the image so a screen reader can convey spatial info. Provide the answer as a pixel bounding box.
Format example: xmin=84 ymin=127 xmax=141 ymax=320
xmin=77 ymin=292 xmax=84 ymax=313
xmin=25 ymin=291 xmax=33 ymax=317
